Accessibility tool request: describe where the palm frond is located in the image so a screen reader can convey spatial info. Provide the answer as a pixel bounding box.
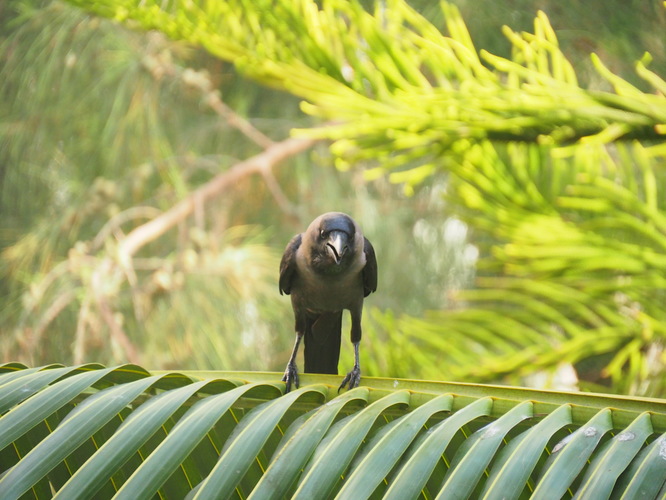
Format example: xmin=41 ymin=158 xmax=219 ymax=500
xmin=1 ymin=363 xmax=665 ymax=498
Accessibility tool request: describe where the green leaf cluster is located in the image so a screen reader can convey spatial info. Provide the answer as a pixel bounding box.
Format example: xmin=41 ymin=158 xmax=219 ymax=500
xmin=64 ymin=0 xmax=666 ymax=168
xmin=2 ymin=363 xmax=666 ymax=498
xmin=356 ymin=139 xmax=666 ymax=394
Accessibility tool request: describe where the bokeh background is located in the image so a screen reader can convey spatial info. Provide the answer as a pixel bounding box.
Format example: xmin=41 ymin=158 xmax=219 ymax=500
xmin=2 ymin=0 xmax=665 ymax=395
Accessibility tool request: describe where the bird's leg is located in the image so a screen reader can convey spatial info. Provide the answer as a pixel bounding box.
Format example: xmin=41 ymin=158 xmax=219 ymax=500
xmin=340 ymin=309 xmax=363 ymax=391
xmin=282 ymin=334 xmax=302 ymax=392
xmin=339 ymin=341 xmax=361 ymax=391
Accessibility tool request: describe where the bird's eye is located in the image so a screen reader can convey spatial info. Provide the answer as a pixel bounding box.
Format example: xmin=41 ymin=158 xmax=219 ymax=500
xmin=319 ymin=229 xmax=326 ymax=239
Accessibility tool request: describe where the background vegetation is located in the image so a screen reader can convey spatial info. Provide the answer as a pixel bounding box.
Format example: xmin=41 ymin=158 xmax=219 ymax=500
xmin=1 ymin=0 xmax=665 ymax=396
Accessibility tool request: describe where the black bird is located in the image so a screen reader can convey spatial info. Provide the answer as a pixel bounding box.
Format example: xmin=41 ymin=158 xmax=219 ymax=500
xmin=279 ymin=212 xmax=377 ymax=392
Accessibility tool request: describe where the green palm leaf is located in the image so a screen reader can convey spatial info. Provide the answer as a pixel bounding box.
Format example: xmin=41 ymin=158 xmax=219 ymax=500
xmin=53 ymin=378 xmax=217 ymax=499
xmin=481 ymin=403 xmax=572 ymax=499
xmin=0 ymin=371 xmax=163 ymax=498
xmin=2 ymin=363 xmax=666 ymax=499
xmin=112 ymin=382 xmax=280 ymax=499
xmin=532 ymin=409 xmax=615 ymax=499
xmin=436 ymin=401 xmax=533 ymax=499
xmin=293 ymin=389 xmax=411 ymax=499
xmin=249 ymin=387 xmax=370 ymax=499
xmin=576 ymin=412 xmax=654 ymax=499
xmin=384 ymin=396 xmax=494 ymax=499
xmin=612 ymin=432 xmax=666 ymax=499
xmin=337 ymin=394 xmax=452 ymax=499
xmin=193 ymin=384 xmax=328 ymax=499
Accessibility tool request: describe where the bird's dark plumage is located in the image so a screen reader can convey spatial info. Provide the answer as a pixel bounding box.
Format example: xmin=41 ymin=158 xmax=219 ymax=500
xmin=279 ymin=212 xmax=377 ymax=392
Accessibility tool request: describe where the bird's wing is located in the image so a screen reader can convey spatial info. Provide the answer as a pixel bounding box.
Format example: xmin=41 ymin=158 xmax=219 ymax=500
xmin=279 ymin=233 xmax=302 ymax=295
xmin=362 ymin=237 xmax=378 ymax=297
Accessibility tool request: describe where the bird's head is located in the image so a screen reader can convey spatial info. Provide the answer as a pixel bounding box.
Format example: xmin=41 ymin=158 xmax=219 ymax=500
xmin=307 ymin=212 xmax=356 ymax=274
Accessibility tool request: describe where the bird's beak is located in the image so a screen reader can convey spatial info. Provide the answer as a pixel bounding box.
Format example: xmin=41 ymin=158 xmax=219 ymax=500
xmin=327 ymin=231 xmax=349 ymax=264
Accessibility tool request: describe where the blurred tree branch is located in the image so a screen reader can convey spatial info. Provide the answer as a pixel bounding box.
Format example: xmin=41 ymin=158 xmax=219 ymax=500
xmin=0 ymin=4 xmax=314 ymax=366
xmin=102 ymin=135 xmax=315 ymax=362
xmin=117 ymin=135 xmax=316 ymax=261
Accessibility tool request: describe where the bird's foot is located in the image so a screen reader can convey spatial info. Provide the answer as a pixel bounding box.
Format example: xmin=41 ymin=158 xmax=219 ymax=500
xmin=282 ymin=361 xmax=299 ymax=393
xmin=338 ymin=365 xmax=361 ymax=392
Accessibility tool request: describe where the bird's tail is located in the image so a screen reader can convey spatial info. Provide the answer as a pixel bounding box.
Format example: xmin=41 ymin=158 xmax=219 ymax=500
xmin=304 ymin=311 xmax=342 ymax=375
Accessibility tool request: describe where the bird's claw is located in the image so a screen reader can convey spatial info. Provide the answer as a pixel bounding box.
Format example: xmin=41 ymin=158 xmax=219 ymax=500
xmin=282 ymin=361 xmax=299 ymax=393
xmin=338 ymin=365 xmax=361 ymax=392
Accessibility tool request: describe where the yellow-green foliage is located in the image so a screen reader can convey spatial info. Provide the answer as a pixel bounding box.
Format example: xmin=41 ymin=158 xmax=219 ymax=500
xmin=13 ymin=0 xmax=666 ymax=396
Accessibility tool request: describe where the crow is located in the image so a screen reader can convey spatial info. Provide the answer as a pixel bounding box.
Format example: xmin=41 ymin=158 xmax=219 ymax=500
xmin=279 ymin=212 xmax=377 ymax=392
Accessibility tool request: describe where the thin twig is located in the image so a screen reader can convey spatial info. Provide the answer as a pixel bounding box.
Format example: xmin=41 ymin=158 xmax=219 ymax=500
xmin=91 ymin=259 xmax=140 ymax=364
xmin=204 ymin=91 xmax=275 ymax=149
xmin=260 ymin=168 xmax=300 ymax=219
xmin=91 ymin=206 xmax=163 ymax=251
xmin=179 ymin=65 xmax=275 ymax=149
xmin=73 ymin=297 xmax=91 ymax=365
xmin=31 ymin=290 xmax=77 ymax=351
